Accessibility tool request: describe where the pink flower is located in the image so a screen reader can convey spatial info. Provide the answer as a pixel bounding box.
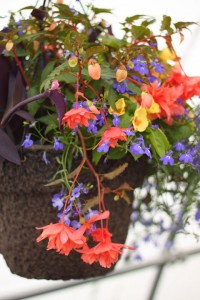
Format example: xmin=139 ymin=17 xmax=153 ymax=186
xmin=62 ymin=107 xmax=97 ymax=129
xmin=36 ymin=222 xmax=86 ymax=255
xmin=51 ymin=80 xmax=59 ymax=89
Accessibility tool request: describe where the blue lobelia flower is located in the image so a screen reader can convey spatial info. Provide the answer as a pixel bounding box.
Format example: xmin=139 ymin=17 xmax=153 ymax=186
xmin=174 ymin=141 xmax=185 ymax=152
xmin=21 ymin=134 xmax=33 ymax=148
xmin=160 ymin=150 xmax=174 ymax=165
xmin=179 ymin=152 xmax=193 ymax=164
xmin=112 ymin=114 xmax=121 ymax=127
xmin=53 ymin=137 xmax=64 ymax=151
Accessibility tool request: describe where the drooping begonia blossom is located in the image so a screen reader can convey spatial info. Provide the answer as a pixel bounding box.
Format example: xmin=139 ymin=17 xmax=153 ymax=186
xmin=80 ymin=228 xmax=135 ymax=268
xmin=166 ymin=66 xmax=200 ymax=101
xmin=98 ymin=127 xmax=127 ymax=149
xmin=36 ymin=222 xmax=86 ymax=255
xmin=142 ymin=81 xmax=184 ymax=124
xmin=62 ymin=107 xmax=97 ymax=129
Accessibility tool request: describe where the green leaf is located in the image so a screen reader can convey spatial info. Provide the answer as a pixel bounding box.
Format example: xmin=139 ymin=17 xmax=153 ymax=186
xmin=44 ymin=178 xmax=64 ymax=187
xmin=174 ymin=21 xmax=197 ymax=30
xmin=127 ymin=82 xmax=141 ymax=95
xmin=85 ymin=45 xmax=108 ymax=59
xmin=103 ymin=81 xmax=118 ymax=108
xmin=91 ymin=6 xmax=112 ymax=14
xmin=101 ymin=35 xmax=126 ymax=49
xmin=64 ymin=30 xmax=84 ymax=52
xmin=108 ymin=148 xmax=126 ymax=160
xmin=166 ymin=122 xmax=194 ymax=143
xmin=40 ymin=61 xmax=56 ymax=85
xmin=125 ymin=15 xmax=146 ymax=23
xmin=120 ymin=113 xmax=132 ymax=128
xmin=131 ymin=25 xmax=151 ymax=39
xmin=54 ymin=73 xmax=76 ymax=84
xmin=160 ymin=15 xmax=174 ymax=34
xmin=92 ymin=149 xmax=104 ymax=165
xmin=148 ymin=128 xmax=170 ymax=157
xmin=40 ymin=61 xmax=68 ymax=91
xmin=101 ymin=67 xmax=116 ymax=80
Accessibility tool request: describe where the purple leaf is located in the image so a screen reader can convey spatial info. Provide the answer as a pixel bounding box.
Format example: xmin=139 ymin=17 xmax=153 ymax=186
xmin=0 ymin=129 xmax=21 ymax=165
xmin=15 ymin=110 xmax=35 ymax=122
xmin=49 ymin=90 xmax=66 ymax=128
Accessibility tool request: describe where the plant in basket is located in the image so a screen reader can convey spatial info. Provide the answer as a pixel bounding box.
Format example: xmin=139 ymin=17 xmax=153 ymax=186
xmin=0 ymin=0 xmax=199 ymax=279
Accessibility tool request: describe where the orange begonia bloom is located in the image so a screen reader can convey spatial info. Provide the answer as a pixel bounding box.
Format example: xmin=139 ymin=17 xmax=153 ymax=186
xmin=166 ymin=66 xmax=200 ymax=101
xmin=142 ymin=81 xmax=184 ymax=124
xmin=99 ymin=127 xmax=127 ymax=148
xmin=36 ymin=222 xmax=86 ymax=255
xmin=80 ymin=228 xmax=135 ymax=268
xmin=62 ymin=107 xmax=97 ymax=129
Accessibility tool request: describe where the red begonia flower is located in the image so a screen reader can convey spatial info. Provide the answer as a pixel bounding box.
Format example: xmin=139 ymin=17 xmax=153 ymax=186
xmin=62 ymin=107 xmax=97 ymax=129
xmin=99 ymin=127 xmax=127 ymax=148
xmin=79 ymin=228 xmax=135 ymax=268
xmin=165 ymin=66 xmax=200 ymax=101
xmin=142 ymin=81 xmax=184 ymax=124
xmin=36 ymin=222 xmax=86 ymax=255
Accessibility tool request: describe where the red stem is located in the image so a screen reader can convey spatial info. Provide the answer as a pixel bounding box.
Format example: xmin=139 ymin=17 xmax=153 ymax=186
xmin=12 ymin=46 xmax=30 ymax=88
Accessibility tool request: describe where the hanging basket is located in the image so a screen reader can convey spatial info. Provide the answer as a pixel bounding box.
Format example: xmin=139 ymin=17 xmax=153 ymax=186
xmin=0 ymin=149 xmax=147 ymax=280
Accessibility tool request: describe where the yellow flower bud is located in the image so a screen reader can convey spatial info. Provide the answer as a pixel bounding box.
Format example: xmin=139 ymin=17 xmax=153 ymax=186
xmin=88 ymin=59 xmax=101 ymax=80
xmin=68 ymin=56 xmax=78 ymax=68
xmin=116 ymin=66 xmax=128 ymax=82
xmin=5 ymin=40 xmax=14 ymax=51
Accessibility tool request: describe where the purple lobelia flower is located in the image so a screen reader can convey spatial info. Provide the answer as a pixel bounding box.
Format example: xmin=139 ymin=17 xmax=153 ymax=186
xmin=42 ymin=151 xmax=50 ymax=165
xmin=160 ymin=150 xmax=174 ymax=165
xmin=130 ymin=143 xmax=144 ymax=156
xmin=21 ymin=134 xmax=33 ymax=148
xmin=52 ymin=191 xmax=65 ymax=210
xmin=112 ymin=114 xmax=121 ymax=126
xmin=195 ymin=210 xmax=200 ymax=221
xmin=113 ymin=81 xmax=129 ymax=93
xmin=179 ymin=152 xmax=193 ymax=164
xmin=97 ymin=140 xmax=110 ymax=153
xmin=87 ymin=120 xmax=98 ymax=134
xmin=53 ymin=137 xmax=64 ymax=151
xmin=174 ymin=141 xmax=185 ymax=152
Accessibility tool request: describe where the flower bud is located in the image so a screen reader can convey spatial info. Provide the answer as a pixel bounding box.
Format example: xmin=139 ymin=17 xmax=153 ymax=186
xmin=48 ymin=22 xmax=57 ymax=31
xmin=51 ymin=80 xmax=59 ymax=89
xmin=68 ymin=55 xmax=78 ymax=68
xmin=88 ymin=59 xmax=101 ymax=80
xmin=5 ymin=40 xmax=14 ymax=51
xmin=116 ymin=65 xmax=127 ymax=82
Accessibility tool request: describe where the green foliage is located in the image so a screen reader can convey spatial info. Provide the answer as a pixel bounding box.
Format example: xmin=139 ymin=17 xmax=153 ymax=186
xmin=147 ymin=128 xmax=170 ymax=157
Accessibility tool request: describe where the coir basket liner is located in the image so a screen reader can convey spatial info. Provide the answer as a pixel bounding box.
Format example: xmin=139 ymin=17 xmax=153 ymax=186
xmin=0 ymin=149 xmax=146 ymax=280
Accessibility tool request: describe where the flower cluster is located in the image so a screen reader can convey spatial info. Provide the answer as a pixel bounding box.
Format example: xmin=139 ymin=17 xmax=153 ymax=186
xmin=0 ymin=1 xmax=199 ymax=269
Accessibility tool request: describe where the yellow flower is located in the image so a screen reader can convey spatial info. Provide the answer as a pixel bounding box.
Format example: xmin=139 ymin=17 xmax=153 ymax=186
xmin=146 ymin=99 xmax=160 ymax=114
xmin=132 ymin=106 xmax=148 ymax=132
xmin=159 ymin=47 xmax=176 ymax=63
xmin=108 ymin=98 xmax=126 ymax=116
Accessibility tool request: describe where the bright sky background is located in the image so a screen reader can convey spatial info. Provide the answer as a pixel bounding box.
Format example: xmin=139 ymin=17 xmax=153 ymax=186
xmin=0 ymin=1 xmax=200 ymax=300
